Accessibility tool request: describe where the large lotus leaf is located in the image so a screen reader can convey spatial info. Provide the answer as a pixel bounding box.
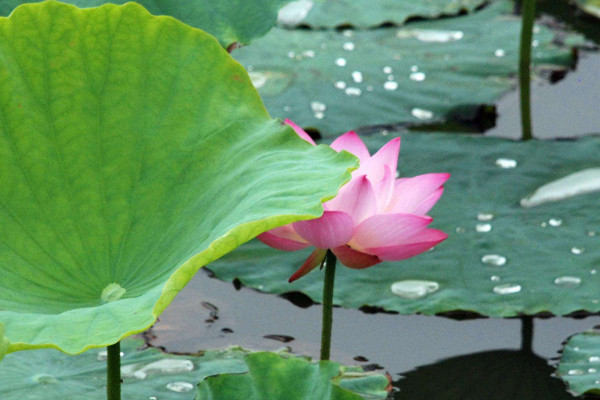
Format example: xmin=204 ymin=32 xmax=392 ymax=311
xmin=208 ymin=132 xmax=600 ymax=318
xmin=195 ymin=351 xmax=389 ymax=400
xmin=575 ymin=0 xmax=600 ymax=19
xmin=235 ymin=0 xmax=582 ymax=137
xmin=556 ymin=330 xmax=600 ymax=396
xmin=0 ymin=339 xmax=388 ymax=399
xmin=0 ymin=1 xmax=357 ymax=360
xmin=396 ymin=350 xmax=572 ymax=399
xmin=277 ymin=0 xmax=487 ymax=28
xmin=0 ymin=0 xmax=289 ymax=47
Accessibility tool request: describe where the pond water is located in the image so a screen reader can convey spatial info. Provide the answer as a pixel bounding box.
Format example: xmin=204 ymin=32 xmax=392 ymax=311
xmin=147 ymin=5 xmax=600 ymax=399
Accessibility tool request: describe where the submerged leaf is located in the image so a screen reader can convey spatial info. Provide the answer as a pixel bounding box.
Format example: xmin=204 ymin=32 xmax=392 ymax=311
xmin=0 ymin=1 xmax=356 ymax=357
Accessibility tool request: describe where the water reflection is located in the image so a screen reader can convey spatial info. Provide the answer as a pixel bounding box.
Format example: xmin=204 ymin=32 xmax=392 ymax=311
xmin=393 ymin=350 xmax=573 ymax=399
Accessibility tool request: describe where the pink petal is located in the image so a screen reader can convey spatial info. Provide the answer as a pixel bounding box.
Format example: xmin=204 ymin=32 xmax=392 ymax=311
xmin=293 ymin=211 xmax=355 ymax=249
xmin=372 ymin=166 xmax=394 ymax=211
xmin=357 ymin=137 xmax=400 ymax=181
xmin=349 ymin=213 xmax=432 ymax=250
xmin=412 ymin=187 xmax=444 ymax=215
xmin=330 ymin=131 xmax=370 ymax=162
xmin=386 ymin=173 xmax=450 ymax=214
xmin=258 ymin=226 xmax=309 ymax=251
xmin=332 ymin=246 xmax=381 ymax=269
xmin=365 ymin=229 xmax=448 ymax=260
xmin=324 ymin=175 xmax=377 ymax=224
xmin=285 ymin=119 xmax=316 ymax=145
xmin=289 ymin=248 xmax=327 ymax=282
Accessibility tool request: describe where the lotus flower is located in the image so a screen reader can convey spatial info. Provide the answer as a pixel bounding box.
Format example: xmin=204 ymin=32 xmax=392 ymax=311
xmin=258 ymin=120 xmax=449 ymax=282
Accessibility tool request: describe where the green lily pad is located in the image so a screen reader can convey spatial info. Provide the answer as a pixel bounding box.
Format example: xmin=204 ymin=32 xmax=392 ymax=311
xmin=195 ymin=351 xmax=389 ymax=400
xmin=277 ymin=0 xmax=487 ymax=28
xmin=0 ymin=1 xmax=356 ymax=360
xmin=235 ymin=0 xmax=582 ymax=136
xmin=557 ymin=330 xmax=600 ymax=396
xmin=397 ymin=350 xmax=573 ymax=399
xmin=0 ymin=339 xmax=388 ymax=399
xmin=574 ymin=0 xmax=600 ymax=20
xmin=208 ymin=132 xmax=600 ymax=318
xmin=0 ymin=0 xmax=289 ymax=47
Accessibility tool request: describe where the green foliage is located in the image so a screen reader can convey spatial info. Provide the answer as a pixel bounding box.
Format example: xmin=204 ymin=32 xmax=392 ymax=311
xmin=0 ymin=0 xmax=289 ymax=47
xmin=0 ymin=1 xmax=356 ymax=358
xmin=208 ymin=132 xmax=600 ymax=317
xmin=195 ymin=352 xmax=389 ymax=400
xmin=557 ymin=330 xmax=600 ymax=396
xmin=235 ymin=0 xmax=583 ymax=136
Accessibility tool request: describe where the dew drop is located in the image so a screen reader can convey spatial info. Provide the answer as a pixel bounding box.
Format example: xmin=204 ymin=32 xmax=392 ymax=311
xmin=383 ymin=66 xmax=393 ymax=74
xmin=283 ymin=105 xmax=291 ymax=112
xmin=549 ymin=218 xmax=563 ymax=227
xmin=287 ymin=51 xmax=296 ymax=59
xmin=493 ymin=283 xmax=521 ymax=295
xmin=383 ymin=81 xmax=398 ymax=91
xmin=591 ymin=269 xmax=597 ymax=275
xmin=343 ymin=42 xmax=355 ymax=51
xmin=411 ymin=108 xmax=434 ymax=120
xmin=390 ymin=280 xmax=439 ymax=299
xmin=477 ymin=212 xmax=495 ymax=221
xmin=481 ymin=254 xmax=507 ymax=266
xmin=590 ymin=368 xmax=598 ymax=373
xmin=567 ymin=369 xmax=585 ymax=376
xmin=302 ymin=50 xmax=315 ymax=58
xmin=310 ymin=101 xmax=326 ymax=113
xmin=475 ymin=223 xmax=492 ymax=233
xmin=366 ymin=85 xmax=374 ymax=92
xmin=410 ymin=65 xmax=419 ymax=72
xmin=144 ymin=359 xmax=195 ymax=375
xmin=494 ymin=48 xmax=506 ymax=57
xmin=166 ymin=382 xmax=194 ymax=393
xmin=334 ymin=81 xmax=347 ymax=90
xmin=314 ymin=112 xmax=324 ymax=119
xmin=589 ymin=231 xmax=597 ymax=237
xmin=589 ymin=356 xmax=600 ymax=363
xmin=335 ymin=58 xmax=347 ymax=67
xmin=495 ymin=158 xmax=517 ymax=169
xmin=533 ymin=26 xmax=541 ymax=34
xmin=343 ymin=29 xmax=353 ymax=37
xmin=490 ymin=275 xmax=501 ymax=282
xmin=397 ymin=29 xmax=464 ymax=43
xmin=554 ymin=276 xmax=581 ymax=288
xmin=148 ymin=397 xmax=157 ymax=400
xmin=345 ymin=87 xmax=361 ymax=96
xmin=532 ymin=39 xmax=539 ymax=47
xmin=381 ymin=130 xmax=389 ymax=136
xmin=277 ymin=0 xmax=314 ymax=26
xmin=571 ymin=247 xmax=585 ymax=255
xmin=351 ymin=71 xmax=363 ymax=83
xmin=409 ymin=72 xmax=426 ymax=81
xmin=540 ymin=222 xmax=548 ymax=227
xmin=455 ymin=227 xmax=466 ymax=234
xmin=387 ymin=75 xmax=395 ymax=81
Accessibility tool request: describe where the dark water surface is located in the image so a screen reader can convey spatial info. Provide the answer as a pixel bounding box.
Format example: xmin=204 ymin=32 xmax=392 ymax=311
xmin=149 ymin=5 xmax=600 ymax=399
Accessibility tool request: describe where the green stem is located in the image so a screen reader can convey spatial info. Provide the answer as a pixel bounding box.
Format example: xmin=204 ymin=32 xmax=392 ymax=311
xmin=320 ymin=250 xmax=337 ymax=361
xmin=519 ymin=0 xmax=536 ymax=141
xmin=521 ymin=316 xmax=534 ymax=353
xmin=107 ymin=341 xmax=121 ymax=400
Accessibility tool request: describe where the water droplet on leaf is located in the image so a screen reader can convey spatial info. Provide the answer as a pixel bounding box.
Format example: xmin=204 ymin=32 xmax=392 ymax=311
xmin=310 ymin=101 xmax=326 ymax=113
xmin=411 ymin=108 xmax=433 ymax=120
xmin=166 ymin=382 xmax=194 ymax=393
xmin=481 ymin=254 xmax=507 ymax=266
xmin=493 ymin=283 xmax=521 ymax=295
xmin=494 ymin=48 xmax=505 ymax=57
xmin=391 ymin=280 xmax=439 ymax=299
xmin=383 ymin=81 xmax=398 ymax=91
xmin=549 ymin=218 xmax=563 ymax=227
xmin=345 ymin=87 xmax=361 ymax=96
xmin=351 ymin=71 xmax=363 ymax=83
xmin=335 ymin=58 xmax=347 ymax=67
xmin=495 ymin=158 xmax=517 ymax=168
xmin=383 ymin=66 xmax=393 ymax=74
xmin=343 ymin=42 xmax=355 ymax=51
xmin=334 ymin=81 xmax=347 ymax=89
xmin=554 ymin=276 xmax=581 ymax=288
xmin=475 ymin=223 xmax=492 ymax=233
xmin=477 ymin=212 xmax=495 ymax=221
xmin=571 ymin=247 xmax=585 ymax=255
xmin=409 ymin=72 xmax=426 ymax=81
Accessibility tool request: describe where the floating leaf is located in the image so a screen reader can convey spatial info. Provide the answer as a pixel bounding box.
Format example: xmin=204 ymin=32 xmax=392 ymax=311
xmin=0 ymin=1 xmax=356 ymax=359
xmin=0 ymin=339 xmax=388 ymax=399
xmin=208 ymin=132 xmax=600 ymax=317
xmin=235 ymin=0 xmax=582 ymax=136
xmin=195 ymin=352 xmax=389 ymax=400
xmin=397 ymin=350 xmax=572 ymax=399
xmin=574 ymin=0 xmax=600 ymax=20
xmin=0 ymin=0 xmax=289 ymax=47
xmin=557 ymin=330 xmax=600 ymax=396
xmin=277 ymin=0 xmax=488 ymax=28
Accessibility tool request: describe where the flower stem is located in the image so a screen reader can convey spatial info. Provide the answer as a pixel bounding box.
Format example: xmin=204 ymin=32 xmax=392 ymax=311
xmin=521 ymin=316 xmax=534 ymax=353
xmin=320 ymin=250 xmax=337 ymax=361
xmin=519 ymin=0 xmax=536 ymax=141
xmin=107 ymin=341 xmax=121 ymax=400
